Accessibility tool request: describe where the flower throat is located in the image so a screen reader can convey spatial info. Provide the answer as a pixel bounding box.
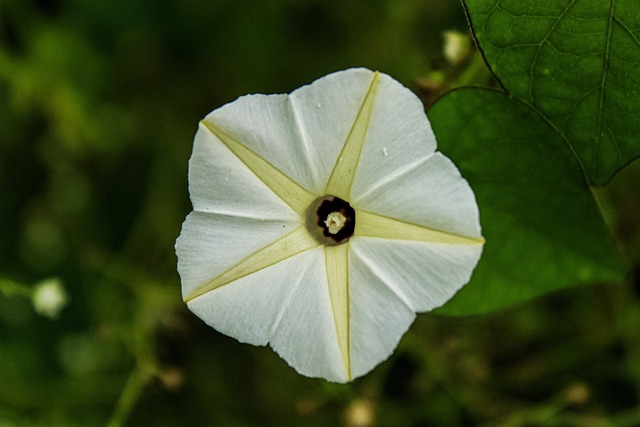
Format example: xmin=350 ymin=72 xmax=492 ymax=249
xmin=306 ymin=196 xmax=356 ymax=245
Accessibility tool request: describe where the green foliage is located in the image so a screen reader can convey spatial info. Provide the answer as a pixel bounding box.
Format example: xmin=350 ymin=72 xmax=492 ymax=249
xmin=426 ymin=0 xmax=640 ymax=314
xmin=463 ymin=0 xmax=640 ymax=185
xmin=431 ymin=88 xmax=625 ymax=315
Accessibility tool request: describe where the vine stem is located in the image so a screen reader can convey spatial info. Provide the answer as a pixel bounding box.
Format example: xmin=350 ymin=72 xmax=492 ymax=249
xmin=105 ymin=365 xmax=148 ymax=427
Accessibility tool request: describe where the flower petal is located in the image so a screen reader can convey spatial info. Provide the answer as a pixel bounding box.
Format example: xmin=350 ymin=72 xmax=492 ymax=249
xmin=185 ymin=254 xmax=303 ymax=346
xmin=176 ymin=212 xmax=302 ymax=299
xmin=348 ymin=248 xmax=416 ymax=379
xmin=324 ymin=70 xmax=380 ymax=199
xmin=356 ymin=210 xmax=484 ymax=245
xmin=324 ymin=244 xmax=351 ymax=379
xmin=353 ymin=152 xmax=482 ymax=239
xmin=269 ymin=248 xmax=347 ymax=382
xmin=351 ymin=237 xmax=483 ymax=312
xmin=188 ymin=123 xmax=303 ymax=218
xmin=204 ymin=68 xmax=377 ymax=195
xmin=186 ymin=248 xmax=347 ymax=382
xmin=290 ymin=68 xmax=378 ymax=194
xmin=350 ymin=72 xmax=437 ymax=201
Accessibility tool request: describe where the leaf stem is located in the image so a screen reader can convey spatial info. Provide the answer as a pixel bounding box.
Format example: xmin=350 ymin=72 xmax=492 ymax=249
xmin=0 ymin=278 xmax=32 ymax=298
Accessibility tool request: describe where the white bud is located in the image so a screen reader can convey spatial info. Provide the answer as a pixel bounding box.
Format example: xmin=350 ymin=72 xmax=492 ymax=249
xmin=443 ymin=30 xmax=470 ymax=65
xmin=32 ymin=278 xmax=68 ymax=319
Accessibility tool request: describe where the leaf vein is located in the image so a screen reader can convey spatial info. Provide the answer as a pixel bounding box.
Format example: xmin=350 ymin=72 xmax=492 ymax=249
xmin=592 ymin=0 xmax=617 ymax=179
xmin=528 ymin=0 xmax=578 ymax=102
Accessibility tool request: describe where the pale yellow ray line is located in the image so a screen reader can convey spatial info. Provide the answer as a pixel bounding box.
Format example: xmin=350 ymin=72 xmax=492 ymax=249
xmin=356 ymin=210 xmax=485 ymax=245
xmin=184 ymin=226 xmax=319 ymax=302
xmin=200 ymin=120 xmax=317 ymax=215
xmin=324 ymin=244 xmax=351 ymax=380
xmin=324 ymin=71 xmax=381 ymax=200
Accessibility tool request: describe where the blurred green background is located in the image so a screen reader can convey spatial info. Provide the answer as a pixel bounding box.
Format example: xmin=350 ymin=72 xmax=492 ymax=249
xmin=2 ymin=0 xmax=640 ymax=426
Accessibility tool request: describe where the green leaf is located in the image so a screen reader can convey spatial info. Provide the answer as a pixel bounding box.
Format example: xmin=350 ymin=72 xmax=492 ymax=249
xmin=430 ymin=88 xmax=626 ymax=315
xmin=464 ymin=0 xmax=640 ymax=185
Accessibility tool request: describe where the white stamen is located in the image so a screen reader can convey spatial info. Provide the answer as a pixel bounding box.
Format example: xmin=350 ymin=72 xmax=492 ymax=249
xmin=324 ymin=212 xmax=346 ymax=234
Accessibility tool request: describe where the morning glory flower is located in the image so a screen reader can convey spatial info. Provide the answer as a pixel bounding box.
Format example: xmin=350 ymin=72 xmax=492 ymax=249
xmin=176 ymin=68 xmax=484 ymax=383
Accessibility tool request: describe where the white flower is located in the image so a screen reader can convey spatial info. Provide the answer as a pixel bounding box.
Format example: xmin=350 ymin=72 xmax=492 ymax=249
xmin=32 ymin=278 xmax=68 ymax=319
xmin=176 ymin=68 xmax=484 ymax=382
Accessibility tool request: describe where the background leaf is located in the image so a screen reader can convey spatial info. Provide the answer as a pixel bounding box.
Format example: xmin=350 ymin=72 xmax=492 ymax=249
xmin=463 ymin=0 xmax=640 ymax=185
xmin=430 ymin=88 xmax=626 ymax=315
